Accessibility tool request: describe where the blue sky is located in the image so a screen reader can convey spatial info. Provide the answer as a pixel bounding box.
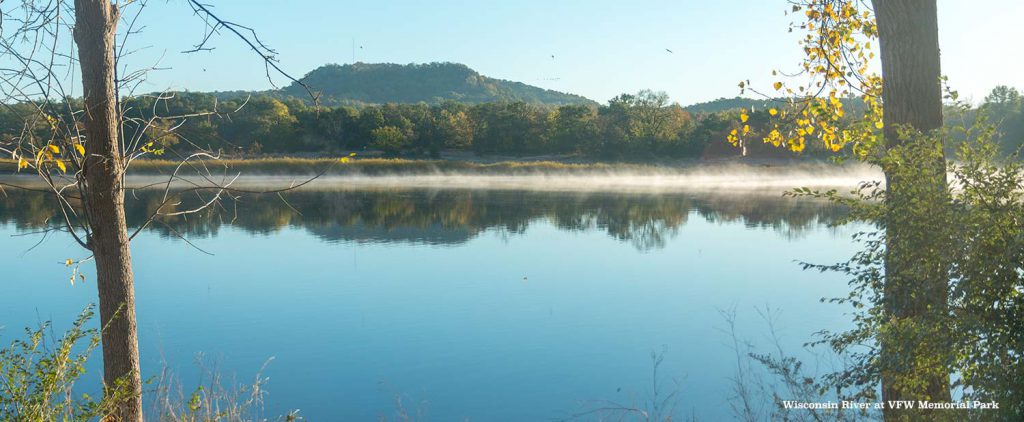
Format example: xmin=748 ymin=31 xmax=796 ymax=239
xmin=122 ymin=0 xmax=1023 ymax=105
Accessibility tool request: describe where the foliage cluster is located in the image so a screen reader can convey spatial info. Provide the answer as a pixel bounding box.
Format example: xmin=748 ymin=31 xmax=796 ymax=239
xmin=798 ymin=130 xmax=1024 ymax=420
xmin=0 ymin=90 xmax=845 ymax=161
xmin=0 ymin=309 xmax=299 ymax=421
xmin=0 ymin=306 xmax=132 ymax=421
xmin=9 ymin=89 xmax=1020 ymax=166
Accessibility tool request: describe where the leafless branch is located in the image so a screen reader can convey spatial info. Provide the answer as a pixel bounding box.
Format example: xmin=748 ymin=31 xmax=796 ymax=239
xmin=183 ymin=0 xmax=319 ymax=106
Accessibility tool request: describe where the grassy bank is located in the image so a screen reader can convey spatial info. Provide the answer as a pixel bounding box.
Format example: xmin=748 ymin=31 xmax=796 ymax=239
xmin=1 ymin=157 xmax=675 ymax=176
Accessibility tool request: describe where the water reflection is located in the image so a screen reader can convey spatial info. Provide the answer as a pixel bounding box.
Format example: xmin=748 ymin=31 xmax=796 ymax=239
xmin=0 ymin=182 xmax=860 ymax=421
xmin=0 ymin=187 xmax=846 ymax=251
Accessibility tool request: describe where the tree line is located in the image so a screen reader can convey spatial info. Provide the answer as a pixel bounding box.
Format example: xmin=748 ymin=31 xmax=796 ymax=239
xmin=0 ymin=90 xmax=835 ymax=161
xmin=3 ymin=87 xmax=1019 ymax=162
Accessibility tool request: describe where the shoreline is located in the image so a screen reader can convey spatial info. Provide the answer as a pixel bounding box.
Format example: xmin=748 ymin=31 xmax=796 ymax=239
xmin=0 ymin=157 xmax=881 ymax=194
xmin=0 ymin=155 xmax=846 ymax=176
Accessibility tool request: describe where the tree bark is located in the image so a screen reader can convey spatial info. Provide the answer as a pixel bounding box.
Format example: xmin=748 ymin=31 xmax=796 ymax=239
xmin=875 ymin=1 xmax=944 ymax=140
xmin=872 ymin=0 xmax=952 ymax=418
xmin=73 ymin=1 xmax=143 ymax=420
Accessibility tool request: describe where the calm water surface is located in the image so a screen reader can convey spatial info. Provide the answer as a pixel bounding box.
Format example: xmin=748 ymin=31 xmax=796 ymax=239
xmin=0 ymin=184 xmax=861 ymax=420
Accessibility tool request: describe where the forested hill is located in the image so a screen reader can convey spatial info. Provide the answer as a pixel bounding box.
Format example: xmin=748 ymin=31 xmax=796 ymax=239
xmin=265 ymin=62 xmax=595 ymax=106
xmin=683 ymin=97 xmax=786 ymax=114
xmin=683 ymin=96 xmax=867 ymax=114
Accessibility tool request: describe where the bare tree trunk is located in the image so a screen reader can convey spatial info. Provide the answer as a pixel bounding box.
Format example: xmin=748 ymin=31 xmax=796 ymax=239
xmin=73 ymin=1 xmax=143 ymax=420
xmin=872 ymin=0 xmax=952 ymax=418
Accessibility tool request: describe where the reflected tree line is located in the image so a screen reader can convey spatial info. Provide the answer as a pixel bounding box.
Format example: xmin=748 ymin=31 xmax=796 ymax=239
xmin=0 ymin=188 xmax=846 ymax=251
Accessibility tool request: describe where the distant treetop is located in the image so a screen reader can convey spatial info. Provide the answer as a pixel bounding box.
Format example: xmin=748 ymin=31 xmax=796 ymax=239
xmin=682 ymin=97 xmax=788 ymax=114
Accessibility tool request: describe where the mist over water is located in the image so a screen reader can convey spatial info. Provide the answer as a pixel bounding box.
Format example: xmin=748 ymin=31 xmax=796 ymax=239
xmin=0 ymin=163 xmax=884 ymax=194
xmin=115 ymin=162 xmax=885 ymax=193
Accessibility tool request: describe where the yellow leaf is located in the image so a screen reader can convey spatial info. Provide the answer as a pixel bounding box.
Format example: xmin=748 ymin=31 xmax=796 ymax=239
xmin=768 ymin=108 xmax=778 ymax=116
xmin=340 ymin=157 xmax=350 ymax=163
xmin=874 ymin=121 xmax=884 ymax=129
xmin=65 ymin=259 xmax=73 ymax=266
xmin=742 ymin=125 xmax=750 ymax=135
xmin=74 ymin=143 xmax=85 ymax=156
xmin=55 ymin=160 xmax=66 ymax=173
xmin=792 ymin=137 xmax=806 ymax=152
xmin=18 ymin=158 xmax=29 ymax=170
xmin=773 ymin=82 xmax=783 ymax=91
xmin=767 ymin=129 xmax=783 ymax=147
xmin=48 ymin=144 xmax=60 ymax=154
xmin=740 ymin=113 xmax=749 ymax=123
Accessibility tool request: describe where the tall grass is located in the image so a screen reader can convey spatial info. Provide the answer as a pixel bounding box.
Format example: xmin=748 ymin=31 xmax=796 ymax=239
xmin=560 ymin=347 xmax=690 ymax=422
xmin=0 ymin=306 xmax=131 ymax=421
xmin=0 ymin=308 xmax=301 ymax=421
xmin=0 ymin=157 xmax=662 ymax=176
xmin=125 ymin=157 xmax=654 ymax=176
xmin=152 ymin=356 xmax=301 ymax=422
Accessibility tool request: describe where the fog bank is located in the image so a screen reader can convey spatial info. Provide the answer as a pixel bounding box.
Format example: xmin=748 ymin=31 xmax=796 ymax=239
xmin=2 ymin=163 xmax=884 ymax=194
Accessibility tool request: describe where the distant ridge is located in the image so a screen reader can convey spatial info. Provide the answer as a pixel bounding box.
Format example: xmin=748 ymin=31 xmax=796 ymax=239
xmin=683 ymin=96 xmax=867 ymax=114
xmin=244 ymin=62 xmax=596 ymax=106
xmin=682 ymin=97 xmax=787 ymax=114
